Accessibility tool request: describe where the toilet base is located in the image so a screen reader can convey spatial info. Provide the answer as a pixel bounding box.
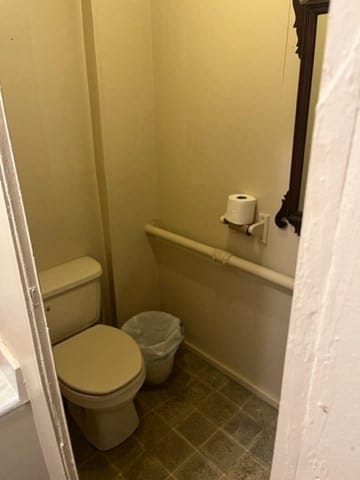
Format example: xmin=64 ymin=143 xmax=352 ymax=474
xmin=68 ymin=399 xmax=139 ymax=451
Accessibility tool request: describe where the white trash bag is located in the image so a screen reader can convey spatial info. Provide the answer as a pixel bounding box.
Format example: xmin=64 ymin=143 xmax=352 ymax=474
xmin=122 ymin=311 xmax=184 ymax=384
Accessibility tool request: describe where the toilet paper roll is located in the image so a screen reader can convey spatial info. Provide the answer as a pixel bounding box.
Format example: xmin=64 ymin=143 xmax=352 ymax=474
xmin=224 ymin=194 xmax=256 ymax=225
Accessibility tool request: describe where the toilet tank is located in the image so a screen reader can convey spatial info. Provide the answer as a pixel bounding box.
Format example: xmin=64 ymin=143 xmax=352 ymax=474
xmin=39 ymin=257 xmax=103 ymax=344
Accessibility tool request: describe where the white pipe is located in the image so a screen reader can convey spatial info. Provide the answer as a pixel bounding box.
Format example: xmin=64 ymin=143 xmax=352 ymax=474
xmin=145 ymin=224 xmax=294 ymax=292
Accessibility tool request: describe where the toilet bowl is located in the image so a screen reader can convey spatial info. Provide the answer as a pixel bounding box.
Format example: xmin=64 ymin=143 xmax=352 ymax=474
xmin=53 ymin=324 xmax=145 ymax=450
xmin=39 ymin=257 xmax=145 ymax=451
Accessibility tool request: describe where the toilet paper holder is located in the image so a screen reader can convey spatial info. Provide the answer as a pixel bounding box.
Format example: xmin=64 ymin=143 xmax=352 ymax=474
xmin=220 ymin=213 xmax=270 ymax=244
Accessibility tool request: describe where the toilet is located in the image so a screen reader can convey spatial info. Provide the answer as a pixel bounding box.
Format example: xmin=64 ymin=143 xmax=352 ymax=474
xmin=39 ymin=256 xmax=145 ymax=451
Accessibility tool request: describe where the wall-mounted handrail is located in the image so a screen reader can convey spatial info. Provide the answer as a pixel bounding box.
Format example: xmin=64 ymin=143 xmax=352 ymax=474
xmin=145 ymin=224 xmax=294 ymax=292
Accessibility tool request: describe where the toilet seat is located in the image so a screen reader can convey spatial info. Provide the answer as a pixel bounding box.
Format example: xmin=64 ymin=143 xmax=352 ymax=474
xmin=53 ymin=324 xmax=144 ymax=396
xmin=58 ymin=366 xmax=146 ymax=410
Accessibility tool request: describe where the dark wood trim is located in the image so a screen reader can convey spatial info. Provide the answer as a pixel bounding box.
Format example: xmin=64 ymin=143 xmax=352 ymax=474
xmin=292 ymin=0 xmax=304 ymax=58
xmin=275 ymin=0 xmax=329 ymax=235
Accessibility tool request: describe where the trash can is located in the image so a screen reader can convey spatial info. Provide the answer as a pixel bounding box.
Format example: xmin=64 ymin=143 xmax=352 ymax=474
xmin=122 ymin=311 xmax=184 ymax=385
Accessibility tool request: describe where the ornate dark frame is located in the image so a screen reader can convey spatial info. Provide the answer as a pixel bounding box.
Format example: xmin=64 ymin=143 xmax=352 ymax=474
xmin=275 ymin=0 xmax=329 ymax=235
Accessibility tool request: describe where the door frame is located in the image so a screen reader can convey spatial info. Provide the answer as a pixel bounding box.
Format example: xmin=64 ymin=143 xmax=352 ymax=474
xmin=0 ymin=90 xmax=77 ymax=479
xmin=271 ymin=0 xmax=360 ymax=477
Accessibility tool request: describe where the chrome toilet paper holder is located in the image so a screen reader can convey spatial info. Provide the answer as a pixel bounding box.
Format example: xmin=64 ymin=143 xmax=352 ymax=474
xmin=220 ymin=213 xmax=270 ymax=244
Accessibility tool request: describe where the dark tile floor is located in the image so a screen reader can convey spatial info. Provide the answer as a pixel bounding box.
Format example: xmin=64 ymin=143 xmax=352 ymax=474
xmin=69 ymin=348 xmax=277 ymax=480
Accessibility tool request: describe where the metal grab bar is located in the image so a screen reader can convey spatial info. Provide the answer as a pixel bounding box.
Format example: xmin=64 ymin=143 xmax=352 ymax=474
xmin=145 ymin=224 xmax=294 ymax=292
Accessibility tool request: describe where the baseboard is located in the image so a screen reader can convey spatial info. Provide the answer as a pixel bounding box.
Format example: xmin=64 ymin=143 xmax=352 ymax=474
xmin=184 ymin=340 xmax=280 ymax=409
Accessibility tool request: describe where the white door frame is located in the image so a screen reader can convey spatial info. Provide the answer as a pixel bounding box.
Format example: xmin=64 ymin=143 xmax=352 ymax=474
xmin=0 ymin=91 xmax=77 ymax=479
xmin=271 ymin=0 xmax=360 ymax=478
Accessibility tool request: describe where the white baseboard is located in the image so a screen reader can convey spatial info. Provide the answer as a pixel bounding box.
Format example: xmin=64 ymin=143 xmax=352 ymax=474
xmin=184 ymin=340 xmax=279 ymax=409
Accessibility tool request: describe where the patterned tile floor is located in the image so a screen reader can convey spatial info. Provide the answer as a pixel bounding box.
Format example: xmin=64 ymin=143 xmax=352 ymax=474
xmin=69 ymin=348 xmax=277 ymax=480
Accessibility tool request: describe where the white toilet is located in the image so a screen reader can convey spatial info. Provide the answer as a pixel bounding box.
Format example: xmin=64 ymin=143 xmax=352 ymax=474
xmin=39 ymin=256 xmax=145 ymax=451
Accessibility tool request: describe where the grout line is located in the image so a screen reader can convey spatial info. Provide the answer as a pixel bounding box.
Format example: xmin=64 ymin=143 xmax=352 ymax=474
xmin=76 ymin=449 xmax=99 ymax=469
xmin=142 ymin=403 xmax=227 ymax=476
xmin=136 ymin=368 xmax=269 ymax=474
xmin=183 ymin=342 xmax=279 ymax=408
xmin=168 ymin=424 xmax=255 ymax=478
xmin=179 ymin=361 xmax=257 ymax=413
xmin=217 ymin=427 xmax=270 ymax=472
xmin=74 ymin=351 xmax=274 ymax=478
xmin=171 ymin=449 xmax=200 ymax=477
xmin=167 ymin=409 xmax=261 ymax=477
xmin=166 ymin=368 xmax=273 ymax=474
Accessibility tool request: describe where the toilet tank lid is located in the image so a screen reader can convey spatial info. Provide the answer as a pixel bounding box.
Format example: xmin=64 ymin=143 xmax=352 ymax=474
xmin=39 ymin=257 xmax=102 ymax=300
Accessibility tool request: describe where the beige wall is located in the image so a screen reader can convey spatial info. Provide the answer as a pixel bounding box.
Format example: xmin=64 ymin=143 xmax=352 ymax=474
xmin=0 ymin=0 xmax=161 ymax=325
xmin=0 ymin=405 xmax=49 ymax=479
xmin=0 ymin=1 xmax=111 ymax=318
xmin=151 ymin=0 xmax=300 ymax=401
xmin=87 ymin=0 xmax=160 ymax=323
xmin=0 ymin=0 xmax=300 ymax=401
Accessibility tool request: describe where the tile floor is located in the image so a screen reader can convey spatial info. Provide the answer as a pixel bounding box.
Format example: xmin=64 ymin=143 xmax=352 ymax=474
xmin=69 ymin=348 xmax=277 ymax=480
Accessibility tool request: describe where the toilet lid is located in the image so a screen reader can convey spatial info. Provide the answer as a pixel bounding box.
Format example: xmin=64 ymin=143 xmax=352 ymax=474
xmin=53 ymin=324 xmax=143 ymax=395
